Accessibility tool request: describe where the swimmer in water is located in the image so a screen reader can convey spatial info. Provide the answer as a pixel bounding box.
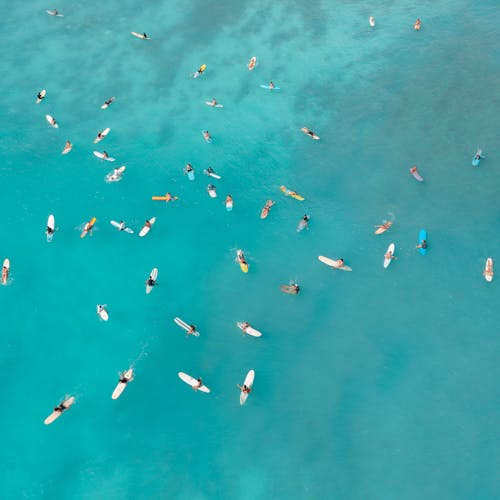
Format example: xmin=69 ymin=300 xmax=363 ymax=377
xmin=414 ymin=18 xmax=421 ymax=31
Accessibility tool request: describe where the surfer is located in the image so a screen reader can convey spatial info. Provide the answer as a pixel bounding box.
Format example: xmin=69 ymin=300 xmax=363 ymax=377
xmin=117 ymin=221 xmax=126 ymax=231
xmin=208 ymin=98 xmax=217 ymax=107
xmin=48 ymin=116 xmax=57 ymax=127
xmin=61 ymin=140 xmax=72 ymax=155
xmin=238 ymin=384 xmax=252 ymax=394
xmin=53 ymin=400 xmax=70 ymax=415
xmin=375 ymin=221 xmax=392 ymax=233
xmin=46 ymin=224 xmax=54 ymax=236
xmin=184 ymin=163 xmax=194 ymax=175
xmin=474 ymin=152 xmax=482 ymax=161
xmin=1 ymin=262 xmax=9 ymax=284
xmin=36 ymin=90 xmax=45 ymax=103
xmin=194 ymin=65 xmax=206 ymax=78
xmin=187 ymin=325 xmax=197 ymax=335
xmin=333 ymin=259 xmax=345 ymax=268
xmin=237 ymin=252 xmax=248 ymax=267
xmin=302 ymin=128 xmax=316 ymax=138
xmin=108 ymin=168 xmax=123 ymax=182
xmin=416 ymin=240 xmax=428 ymax=250
xmin=193 ymin=378 xmax=203 ymax=391
xmin=202 ymin=130 xmax=211 ymax=142
xmin=47 ymin=9 xmax=61 ymax=16
xmin=144 ymin=219 xmax=152 ymax=230
xmin=146 ymin=275 xmax=156 ymax=288
xmin=261 ymin=200 xmax=275 ymax=218
xmin=102 ymin=97 xmax=115 ymax=109
xmin=414 ymin=18 xmax=421 ymax=30
xmin=96 ymin=131 xmax=105 ymax=141
xmin=141 ymin=32 xmax=149 ymax=39
xmin=97 ymin=304 xmax=106 ymax=314
xmin=385 ymin=249 xmax=395 ymax=261
xmin=119 ymin=371 xmax=132 ymax=384
xmin=240 ymin=322 xmax=250 ymax=332
xmin=301 ymin=214 xmax=310 ymax=227
xmin=164 ymin=192 xmax=177 ymax=202
xmin=102 ymin=151 xmax=109 ymax=160
xmin=226 ymin=195 xmax=233 ymax=205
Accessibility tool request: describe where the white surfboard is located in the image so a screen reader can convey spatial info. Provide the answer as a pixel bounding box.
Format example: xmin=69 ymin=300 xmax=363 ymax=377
xmin=1 ymin=258 xmax=10 ymax=285
xmin=105 ymin=166 xmax=126 ymax=183
xmin=318 ymin=255 xmax=352 ymax=271
xmin=111 ymin=368 xmax=134 ymax=399
xmin=46 ymin=9 xmax=64 ymax=17
xmin=203 ymin=169 xmax=221 ymax=179
xmin=369 ymin=16 xmax=375 ymax=27
xmin=178 ymin=372 xmax=210 ymax=393
xmin=97 ymin=304 xmax=109 ymax=321
xmin=44 ymin=396 xmax=75 ymax=425
xmin=36 ymin=89 xmax=46 ymax=104
xmin=484 ymin=257 xmax=494 ymax=282
xmin=239 ymin=370 xmax=255 ymax=405
xmin=237 ymin=322 xmax=262 ymax=338
xmin=46 ymin=214 xmax=55 ymax=242
xmin=207 ymin=185 xmax=217 ymax=198
xmin=131 ymin=32 xmax=150 ymax=39
xmin=45 ymin=114 xmax=58 ymax=128
xmin=205 ymin=101 xmax=224 ymax=108
xmin=146 ymin=268 xmax=158 ymax=294
xmin=384 ymin=243 xmax=395 ymax=268
xmin=94 ymin=127 xmax=110 ymax=144
xmin=174 ymin=317 xmax=200 ymax=337
xmin=93 ymin=151 xmax=115 ymax=161
xmin=110 ymin=220 xmax=134 ymax=233
xmin=139 ymin=217 xmax=156 ymax=237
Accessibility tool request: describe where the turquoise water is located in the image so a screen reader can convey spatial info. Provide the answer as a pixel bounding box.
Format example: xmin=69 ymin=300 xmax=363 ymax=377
xmin=1 ymin=1 xmax=499 ymax=498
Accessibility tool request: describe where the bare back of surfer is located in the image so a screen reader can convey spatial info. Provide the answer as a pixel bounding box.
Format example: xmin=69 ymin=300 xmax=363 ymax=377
xmin=375 ymin=221 xmax=392 ymax=233
xmin=193 ymin=378 xmax=203 ymax=391
xmin=187 ymin=325 xmax=197 ymax=335
xmin=238 ymin=384 xmax=251 ymax=394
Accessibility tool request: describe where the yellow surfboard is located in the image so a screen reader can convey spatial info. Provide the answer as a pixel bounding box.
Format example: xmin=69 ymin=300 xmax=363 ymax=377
xmin=80 ymin=217 xmax=96 ymax=238
xmin=280 ymin=185 xmax=304 ymax=201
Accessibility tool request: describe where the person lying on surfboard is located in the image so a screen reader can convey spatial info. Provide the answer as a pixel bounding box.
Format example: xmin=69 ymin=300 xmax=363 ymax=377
xmin=146 ymin=275 xmax=156 ymax=288
xmin=184 ymin=163 xmax=194 ymax=175
xmin=301 ymin=127 xmax=318 ymax=139
xmin=238 ymin=384 xmax=252 ymax=394
xmin=202 ymin=130 xmax=211 ymax=142
xmin=193 ymin=378 xmax=203 ymax=391
xmin=119 ymin=372 xmax=132 ymax=384
xmin=187 ymin=325 xmax=197 ymax=335
xmin=385 ymin=250 xmax=395 ymax=261
xmin=375 ymin=221 xmax=392 ymax=233
xmin=102 ymin=96 xmax=115 ymax=108
xmin=194 ymin=65 xmax=206 ymax=78
xmin=416 ymin=239 xmax=428 ymax=250
xmin=37 ymin=90 xmax=45 ymax=102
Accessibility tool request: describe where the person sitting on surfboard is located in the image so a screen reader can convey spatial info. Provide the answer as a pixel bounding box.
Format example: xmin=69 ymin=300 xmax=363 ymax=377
xmin=333 ymin=259 xmax=345 ymax=269
xmin=119 ymin=372 xmax=131 ymax=384
xmin=184 ymin=163 xmax=194 ymax=175
xmin=193 ymin=378 xmax=203 ymax=390
xmin=269 ymin=81 xmax=275 ymax=90
xmin=416 ymin=240 xmax=427 ymax=250
xmin=414 ymin=18 xmax=421 ymax=30
xmin=102 ymin=151 xmax=110 ymax=160
xmin=46 ymin=225 xmax=54 ymax=235
xmin=238 ymin=253 xmax=248 ymax=267
xmin=146 ymin=276 xmax=156 ymax=288
xmin=385 ymin=250 xmax=395 ymax=261
xmin=202 ymin=130 xmax=211 ymax=142
xmin=474 ymin=152 xmax=482 ymax=161
xmin=238 ymin=384 xmax=252 ymax=394
xmin=37 ymin=91 xmax=45 ymax=102
xmin=301 ymin=214 xmax=310 ymax=228
xmin=208 ymin=98 xmax=217 ymax=107
xmin=47 ymin=9 xmax=60 ymax=16
xmin=187 ymin=325 xmax=197 ymax=335
xmin=144 ymin=220 xmax=152 ymax=230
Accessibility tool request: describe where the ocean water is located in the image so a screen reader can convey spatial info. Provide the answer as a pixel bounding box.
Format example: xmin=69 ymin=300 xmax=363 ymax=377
xmin=1 ymin=0 xmax=499 ymax=498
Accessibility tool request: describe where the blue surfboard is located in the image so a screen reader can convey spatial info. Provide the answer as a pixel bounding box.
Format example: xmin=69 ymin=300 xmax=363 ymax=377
xmin=472 ymin=149 xmax=482 ymax=167
xmin=418 ymin=229 xmax=427 ymax=255
xmin=260 ymin=84 xmax=280 ymax=90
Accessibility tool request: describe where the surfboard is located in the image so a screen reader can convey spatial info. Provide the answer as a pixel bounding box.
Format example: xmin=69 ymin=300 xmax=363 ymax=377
xmin=36 ymin=89 xmax=46 ymax=103
xmin=369 ymin=16 xmax=375 ymax=27
xmin=260 ymin=84 xmax=280 ymax=90
xmin=80 ymin=217 xmax=96 ymax=238
xmin=111 ymin=369 xmax=134 ymax=399
xmin=297 ymin=217 xmax=309 ymax=232
xmin=1 ymin=258 xmax=10 ymax=285
xmin=236 ymin=249 xmax=248 ymax=273
xmin=93 ymin=151 xmax=115 ymax=161
xmin=44 ymin=396 xmax=75 ymax=425
xmin=418 ymin=229 xmax=427 ymax=255
xmin=94 ymin=127 xmax=110 ymax=144
xmin=207 ymin=185 xmax=217 ymax=198
xmin=484 ymin=258 xmax=494 ymax=282
xmin=374 ymin=222 xmax=392 ymax=235
xmin=146 ymin=268 xmax=158 ymax=294
xmin=61 ymin=141 xmax=72 ymax=155
xmin=280 ymin=185 xmax=304 ymax=201
xmin=260 ymin=201 xmax=274 ymax=219
xmin=237 ymin=322 xmax=262 ymax=337
xmin=472 ymin=149 xmax=482 ymax=167
xmin=46 ymin=214 xmax=55 ymax=242
xmin=384 ymin=243 xmax=395 ymax=268
xmin=45 ymin=114 xmax=58 ymax=128
xmin=97 ymin=305 xmax=109 ymax=321
xmin=46 ymin=9 xmax=64 ymax=17
xmin=205 ymin=101 xmax=223 ymax=108
xmin=110 ymin=220 xmax=134 ymax=233
xmin=151 ymin=195 xmax=178 ymax=202
xmin=139 ymin=217 xmax=156 ymax=237
xmin=101 ymin=97 xmax=115 ymax=109
xmin=409 ymin=167 xmax=423 ymax=182
xmin=226 ymin=197 xmax=233 ymax=211
xmin=240 ymin=370 xmax=255 ymax=405
xmin=202 ymin=131 xmax=212 ymax=143
xmin=301 ymin=127 xmax=320 ymax=140
xmin=105 ymin=166 xmax=126 ymax=183
xmin=178 ymin=372 xmax=210 ymax=393
xmin=280 ymin=284 xmax=299 ymax=295
xmin=318 ymin=255 xmax=352 ymax=271
xmin=248 ymin=56 xmax=257 ymax=70
xmin=203 ymin=169 xmax=221 ymax=179
xmin=131 ymin=32 xmax=150 ymax=39
xmin=193 ymin=64 xmax=206 ymax=78
xmin=174 ymin=317 xmax=200 ymax=337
